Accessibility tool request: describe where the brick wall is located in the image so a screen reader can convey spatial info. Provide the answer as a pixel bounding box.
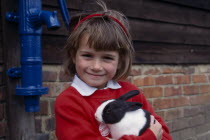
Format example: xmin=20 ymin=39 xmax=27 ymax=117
xmin=130 ymin=65 xmax=210 ymax=140
xmin=38 ymin=64 xmax=210 ymax=140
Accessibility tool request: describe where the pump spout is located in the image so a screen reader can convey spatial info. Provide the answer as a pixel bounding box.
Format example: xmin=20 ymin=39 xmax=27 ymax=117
xmin=40 ymin=10 xmax=60 ymax=29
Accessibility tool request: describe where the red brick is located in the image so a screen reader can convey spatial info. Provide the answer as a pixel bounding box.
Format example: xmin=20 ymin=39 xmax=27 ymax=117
xmin=144 ymin=68 xmax=161 ymax=75
xmin=183 ymin=85 xmax=199 ymax=95
xmin=183 ymin=67 xmax=195 ymax=74
xmin=174 ymin=75 xmax=191 ymax=84
xmin=133 ymin=76 xmax=155 ymax=86
xmin=200 ymin=84 xmax=210 ymax=93
xmin=143 ymin=76 xmax=155 ymax=86
xmin=162 ymin=68 xmax=174 ymax=74
xmin=192 ymin=75 xmax=208 ymax=83
xmin=43 ymin=71 xmax=58 ymax=82
xmin=164 ymin=108 xmax=184 ymax=121
xmin=155 ymin=111 xmax=165 ymax=119
xmin=43 ymin=82 xmax=70 ymax=97
xmin=35 ymin=100 xmax=49 ymax=115
xmin=164 ymin=86 xmax=182 ymax=97
xmin=184 ymin=106 xmax=203 ymax=117
xmin=142 ymin=87 xmax=163 ymax=98
xmin=153 ymin=98 xmax=173 ymax=110
xmin=50 ymin=100 xmax=55 ymax=115
xmin=172 ymin=67 xmax=185 ymax=74
xmin=45 ymin=117 xmax=55 ymax=131
xmin=171 ymin=118 xmax=190 ymax=131
xmin=155 ymin=76 xmax=173 ymax=85
xmin=43 ymin=83 xmax=53 ymax=97
xmin=130 ymin=67 xmax=142 ymax=76
xmin=133 ymin=77 xmax=143 ymax=86
xmin=154 ymin=96 xmax=189 ymax=110
xmin=173 ymin=96 xmax=190 ymax=107
xmin=59 ymin=71 xmax=72 ymax=82
xmin=189 ymin=94 xmax=210 ymax=105
xmin=189 ymin=115 xmax=205 ymax=127
xmin=35 ymin=118 xmax=42 ymax=133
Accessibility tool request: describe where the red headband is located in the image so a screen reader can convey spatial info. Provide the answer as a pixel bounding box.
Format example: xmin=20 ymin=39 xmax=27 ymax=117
xmin=73 ymin=14 xmax=128 ymax=36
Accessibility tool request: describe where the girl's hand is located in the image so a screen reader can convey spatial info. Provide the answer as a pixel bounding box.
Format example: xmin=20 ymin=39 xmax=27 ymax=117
xmin=149 ymin=115 xmax=163 ymax=140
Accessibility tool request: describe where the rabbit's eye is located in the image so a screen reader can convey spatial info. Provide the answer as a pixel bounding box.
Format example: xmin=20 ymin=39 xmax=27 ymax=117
xmin=105 ymin=108 xmax=111 ymax=114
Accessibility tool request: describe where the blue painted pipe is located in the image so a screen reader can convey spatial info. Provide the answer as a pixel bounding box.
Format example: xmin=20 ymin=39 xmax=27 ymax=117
xmin=58 ymin=0 xmax=70 ymax=29
xmin=6 ymin=0 xmax=60 ymax=112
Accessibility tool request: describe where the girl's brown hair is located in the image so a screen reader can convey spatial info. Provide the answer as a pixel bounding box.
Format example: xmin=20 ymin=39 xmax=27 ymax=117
xmin=63 ymin=0 xmax=134 ymax=81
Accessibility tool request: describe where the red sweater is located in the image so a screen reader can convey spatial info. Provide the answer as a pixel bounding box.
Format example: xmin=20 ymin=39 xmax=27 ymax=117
xmin=55 ymin=81 xmax=172 ymax=140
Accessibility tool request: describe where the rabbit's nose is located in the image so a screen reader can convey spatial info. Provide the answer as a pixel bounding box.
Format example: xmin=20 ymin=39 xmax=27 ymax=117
xmin=94 ymin=114 xmax=98 ymax=119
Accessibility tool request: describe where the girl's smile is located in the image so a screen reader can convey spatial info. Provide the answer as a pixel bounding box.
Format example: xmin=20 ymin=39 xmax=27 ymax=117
xmin=73 ymin=34 xmax=120 ymax=89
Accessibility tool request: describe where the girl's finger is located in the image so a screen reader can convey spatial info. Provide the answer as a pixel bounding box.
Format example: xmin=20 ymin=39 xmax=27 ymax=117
xmin=150 ymin=115 xmax=155 ymax=125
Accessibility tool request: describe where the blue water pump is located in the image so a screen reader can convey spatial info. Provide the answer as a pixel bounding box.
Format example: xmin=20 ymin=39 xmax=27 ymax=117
xmin=6 ymin=0 xmax=60 ymax=112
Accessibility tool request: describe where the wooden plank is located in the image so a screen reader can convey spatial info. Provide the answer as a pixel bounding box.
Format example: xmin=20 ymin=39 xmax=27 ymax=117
xmin=42 ymin=2 xmax=210 ymax=37
xmin=0 ymin=0 xmax=2 ymax=64
xmin=0 ymin=49 xmax=2 ymax=63
xmin=43 ymin=0 xmax=210 ymax=28
xmin=42 ymin=35 xmax=66 ymax=64
xmin=130 ymin=19 xmax=210 ymax=46
xmin=133 ymin=41 xmax=210 ymax=64
xmin=42 ymin=34 xmax=210 ymax=64
xmin=1 ymin=0 xmax=37 ymax=139
xmin=42 ymin=0 xmax=101 ymax=11
xmin=0 ymin=68 xmax=3 ymax=86
xmin=40 ymin=0 xmax=210 ymax=64
xmin=109 ymin=0 xmax=210 ymax=28
xmin=43 ymin=14 xmax=210 ymax=46
xmin=161 ymin=0 xmax=210 ymax=10
xmin=0 ymin=37 xmax=2 ymax=63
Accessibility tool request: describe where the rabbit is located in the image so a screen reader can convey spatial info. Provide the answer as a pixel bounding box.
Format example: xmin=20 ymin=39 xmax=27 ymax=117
xmin=95 ymin=90 xmax=151 ymax=140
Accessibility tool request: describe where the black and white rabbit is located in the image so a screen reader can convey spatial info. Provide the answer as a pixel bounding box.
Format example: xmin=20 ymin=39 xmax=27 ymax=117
xmin=95 ymin=90 xmax=151 ymax=140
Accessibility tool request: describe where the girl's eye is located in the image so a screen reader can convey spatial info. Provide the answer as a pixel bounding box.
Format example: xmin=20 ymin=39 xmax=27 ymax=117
xmin=81 ymin=54 xmax=92 ymax=58
xmin=103 ymin=56 xmax=114 ymax=60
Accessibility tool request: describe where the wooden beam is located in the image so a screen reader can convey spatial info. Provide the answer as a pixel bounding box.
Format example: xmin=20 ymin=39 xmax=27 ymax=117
xmin=160 ymin=0 xmax=210 ymax=10
xmin=1 ymin=0 xmax=36 ymax=139
xmin=133 ymin=41 xmax=210 ymax=64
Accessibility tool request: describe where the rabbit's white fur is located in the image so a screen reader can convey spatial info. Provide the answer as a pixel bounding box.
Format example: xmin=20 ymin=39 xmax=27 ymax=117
xmin=108 ymin=109 xmax=147 ymax=139
xmin=95 ymin=100 xmax=114 ymax=122
xmin=95 ymin=100 xmax=147 ymax=140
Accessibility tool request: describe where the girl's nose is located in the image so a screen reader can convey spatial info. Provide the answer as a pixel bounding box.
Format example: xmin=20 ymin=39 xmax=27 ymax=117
xmin=91 ymin=60 xmax=102 ymax=71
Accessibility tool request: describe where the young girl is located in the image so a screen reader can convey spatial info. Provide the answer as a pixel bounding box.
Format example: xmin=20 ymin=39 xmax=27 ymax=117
xmin=55 ymin=1 xmax=172 ymax=140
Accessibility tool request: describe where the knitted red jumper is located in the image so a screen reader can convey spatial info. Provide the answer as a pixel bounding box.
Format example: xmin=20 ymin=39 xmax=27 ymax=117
xmin=55 ymin=81 xmax=172 ymax=140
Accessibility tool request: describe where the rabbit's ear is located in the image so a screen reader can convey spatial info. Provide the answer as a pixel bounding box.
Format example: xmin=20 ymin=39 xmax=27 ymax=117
xmin=117 ymin=90 xmax=140 ymax=101
xmin=126 ymin=102 xmax=143 ymax=111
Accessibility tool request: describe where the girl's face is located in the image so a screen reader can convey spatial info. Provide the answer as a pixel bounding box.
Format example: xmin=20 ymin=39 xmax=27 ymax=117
xmin=74 ymin=34 xmax=120 ymax=89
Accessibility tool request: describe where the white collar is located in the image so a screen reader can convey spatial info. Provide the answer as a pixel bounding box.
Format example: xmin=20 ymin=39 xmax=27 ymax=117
xmin=71 ymin=75 xmax=121 ymax=96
